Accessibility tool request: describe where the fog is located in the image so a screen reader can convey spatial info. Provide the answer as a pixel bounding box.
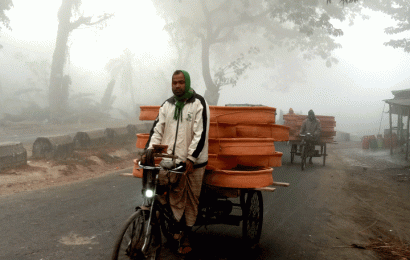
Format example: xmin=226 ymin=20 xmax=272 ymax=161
xmin=1 ymin=0 xmax=410 ymax=137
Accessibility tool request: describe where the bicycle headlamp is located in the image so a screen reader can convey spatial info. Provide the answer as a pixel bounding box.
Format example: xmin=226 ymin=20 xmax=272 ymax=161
xmin=145 ymin=189 xmax=154 ymax=198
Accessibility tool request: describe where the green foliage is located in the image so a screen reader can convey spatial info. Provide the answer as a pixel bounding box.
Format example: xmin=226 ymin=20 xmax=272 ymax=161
xmin=327 ymin=0 xmax=358 ymax=4
xmin=214 ymin=48 xmax=259 ymax=88
xmin=0 ymin=0 xmax=13 ymax=31
xmin=361 ymin=0 xmax=410 ymax=53
xmin=0 ymin=0 xmax=13 ymax=49
xmin=380 ymin=1 xmax=410 ymax=52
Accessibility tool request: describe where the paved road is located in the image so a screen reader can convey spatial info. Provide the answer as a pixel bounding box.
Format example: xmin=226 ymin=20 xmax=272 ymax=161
xmin=0 ymin=142 xmax=377 ymax=260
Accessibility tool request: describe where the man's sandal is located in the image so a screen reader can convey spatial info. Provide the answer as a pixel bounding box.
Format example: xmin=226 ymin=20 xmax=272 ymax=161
xmin=177 ymin=236 xmax=192 ymax=255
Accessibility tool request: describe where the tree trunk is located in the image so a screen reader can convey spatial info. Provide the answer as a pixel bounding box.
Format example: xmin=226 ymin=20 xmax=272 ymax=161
xmin=201 ymin=38 xmax=220 ymax=105
xmin=101 ymin=79 xmax=116 ymax=111
xmin=49 ymin=0 xmax=73 ymax=122
xmin=61 ymin=75 xmax=71 ymax=113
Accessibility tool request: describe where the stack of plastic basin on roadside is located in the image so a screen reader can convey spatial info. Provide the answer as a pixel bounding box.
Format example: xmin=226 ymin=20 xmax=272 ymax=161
xmin=384 ymin=133 xmax=397 ymax=148
xmin=134 ymin=105 xmax=290 ymax=189
xmin=376 ymin=134 xmax=384 ymax=149
xmin=362 ymin=136 xmax=370 ymax=149
xmin=368 ymin=135 xmax=378 ymax=150
xmin=283 ymin=112 xmax=336 ymax=143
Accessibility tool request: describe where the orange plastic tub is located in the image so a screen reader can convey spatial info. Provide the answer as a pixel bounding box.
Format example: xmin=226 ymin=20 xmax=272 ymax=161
xmin=235 ymin=124 xmax=290 ymax=141
xmin=209 ymin=122 xmax=237 ymax=139
xmin=136 ymin=133 xmax=150 ymax=149
xmin=139 ymin=106 xmax=160 ymax=121
xmin=236 ymin=152 xmax=283 ymax=167
xmin=206 ymin=154 xmax=237 ymax=170
xmin=209 ymin=138 xmax=275 ymax=156
xmin=210 ymin=106 xmax=276 ymax=124
xmin=204 ymin=167 xmax=274 ymax=188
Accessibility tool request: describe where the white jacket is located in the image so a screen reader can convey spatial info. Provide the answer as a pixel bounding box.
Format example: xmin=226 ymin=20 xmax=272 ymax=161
xmin=146 ymin=91 xmax=210 ymax=168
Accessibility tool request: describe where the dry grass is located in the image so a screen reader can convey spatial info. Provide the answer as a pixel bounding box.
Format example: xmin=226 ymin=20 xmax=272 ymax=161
xmin=367 ymin=236 xmax=410 ymax=260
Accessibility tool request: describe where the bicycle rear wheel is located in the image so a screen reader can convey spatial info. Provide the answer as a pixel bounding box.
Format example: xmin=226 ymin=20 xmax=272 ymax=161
xmin=290 ymin=144 xmax=297 ymax=164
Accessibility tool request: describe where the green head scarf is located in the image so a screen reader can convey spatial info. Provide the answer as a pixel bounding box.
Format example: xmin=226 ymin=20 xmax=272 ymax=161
xmin=173 ymin=70 xmax=193 ymax=120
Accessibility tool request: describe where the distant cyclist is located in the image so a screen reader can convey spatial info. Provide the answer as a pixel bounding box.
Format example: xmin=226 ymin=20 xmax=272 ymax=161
xmin=300 ymin=109 xmax=321 ymax=164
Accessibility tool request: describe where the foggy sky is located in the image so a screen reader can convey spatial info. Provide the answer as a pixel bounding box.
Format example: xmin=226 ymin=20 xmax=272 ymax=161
xmin=1 ymin=1 xmax=410 ymax=137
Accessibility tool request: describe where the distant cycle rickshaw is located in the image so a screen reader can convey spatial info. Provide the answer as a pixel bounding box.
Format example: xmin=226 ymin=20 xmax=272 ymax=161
xmin=289 ymin=133 xmax=327 ymax=170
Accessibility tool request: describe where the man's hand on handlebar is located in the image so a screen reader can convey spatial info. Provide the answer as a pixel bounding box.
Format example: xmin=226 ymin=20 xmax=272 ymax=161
xmin=185 ymin=159 xmax=194 ymax=175
xmin=140 ymin=148 xmax=153 ymax=165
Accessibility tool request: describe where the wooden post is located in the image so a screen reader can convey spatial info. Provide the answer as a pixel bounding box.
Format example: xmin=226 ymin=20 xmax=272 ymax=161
xmin=397 ymin=107 xmax=401 ymax=145
xmin=399 ymin=110 xmax=404 ymax=146
xmin=389 ymin=104 xmax=393 ymax=155
xmin=407 ymin=108 xmax=410 ymax=161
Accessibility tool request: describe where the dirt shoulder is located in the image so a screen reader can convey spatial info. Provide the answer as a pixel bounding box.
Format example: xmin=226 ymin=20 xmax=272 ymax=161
xmin=320 ymin=142 xmax=410 ymax=259
xmin=0 ymin=143 xmax=143 ymax=197
xmin=0 ymin=120 xmax=149 ymax=196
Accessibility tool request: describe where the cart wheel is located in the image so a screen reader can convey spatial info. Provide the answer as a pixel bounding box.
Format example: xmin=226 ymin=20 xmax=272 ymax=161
xmin=323 ymin=144 xmax=326 ymax=166
xmin=301 ymin=145 xmax=306 ymax=171
xmin=290 ymin=144 xmax=296 ymax=164
xmin=112 ymin=209 xmax=161 ymax=260
xmin=242 ymin=190 xmax=263 ymax=249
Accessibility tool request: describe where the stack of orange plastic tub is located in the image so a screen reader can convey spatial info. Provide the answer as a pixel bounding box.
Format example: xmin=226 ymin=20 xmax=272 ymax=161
xmin=135 ymin=105 xmax=290 ymax=189
xmin=283 ymin=112 xmax=336 ymax=143
xmin=205 ymin=105 xmax=289 ymax=188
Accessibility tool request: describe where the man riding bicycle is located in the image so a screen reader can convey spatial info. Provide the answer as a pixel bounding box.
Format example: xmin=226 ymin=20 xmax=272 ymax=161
xmin=300 ymin=109 xmax=321 ymax=164
xmin=144 ymin=70 xmax=210 ymax=255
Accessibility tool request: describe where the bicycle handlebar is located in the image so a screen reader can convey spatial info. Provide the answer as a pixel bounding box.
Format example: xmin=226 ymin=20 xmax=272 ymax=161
xmin=137 ymin=161 xmax=185 ymax=173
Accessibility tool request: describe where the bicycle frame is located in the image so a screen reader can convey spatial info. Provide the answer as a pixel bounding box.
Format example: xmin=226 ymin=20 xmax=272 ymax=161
xmin=300 ymin=133 xmax=316 ymax=152
xmin=138 ymin=161 xmax=184 ymax=255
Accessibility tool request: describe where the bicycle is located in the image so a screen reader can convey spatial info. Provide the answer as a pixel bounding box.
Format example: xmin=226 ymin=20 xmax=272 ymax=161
xmin=111 ymin=147 xmax=185 ymax=260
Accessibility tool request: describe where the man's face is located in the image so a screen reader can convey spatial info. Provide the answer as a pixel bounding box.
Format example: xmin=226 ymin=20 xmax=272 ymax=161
xmin=308 ymin=113 xmax=315 ymax=120
xmin=172 ymin=73 xmax=186 ymax=97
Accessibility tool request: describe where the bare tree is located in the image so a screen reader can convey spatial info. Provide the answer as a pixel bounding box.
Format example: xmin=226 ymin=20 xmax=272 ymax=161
xmin=100 ymin=79 xmax=116 ymax=112
xmin=105 ymin=49 xmax=136 ymax=117
xmin=152 ymin=0 xmax=361 ymax=105
xmin=49 ymin=0 xmax=113 ymax=122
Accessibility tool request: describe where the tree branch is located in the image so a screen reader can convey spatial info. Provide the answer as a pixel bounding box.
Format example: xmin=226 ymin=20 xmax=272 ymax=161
xmin=213 ymin=9 xmax=270 ymax=38
xmin=209 ymin=0 xmax=230 ymax=15
xmin=200 ymin=0 xmax=213 ymax=40
xmin=69 ymin=13 xmax=114 ymax=31
xmin=214 ymin=28 xmax=235 ymax=43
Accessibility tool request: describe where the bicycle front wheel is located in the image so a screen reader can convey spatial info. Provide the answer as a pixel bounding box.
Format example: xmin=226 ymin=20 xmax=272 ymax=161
xmin=301 ymin=145 xmax=307 ymax=171
xmin=112 ymin=209 xmax=160 ymax=260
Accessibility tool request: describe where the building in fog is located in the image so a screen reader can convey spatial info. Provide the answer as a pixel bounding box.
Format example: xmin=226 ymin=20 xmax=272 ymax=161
xmin=384 ymin=88 xmax=410 ymax=159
